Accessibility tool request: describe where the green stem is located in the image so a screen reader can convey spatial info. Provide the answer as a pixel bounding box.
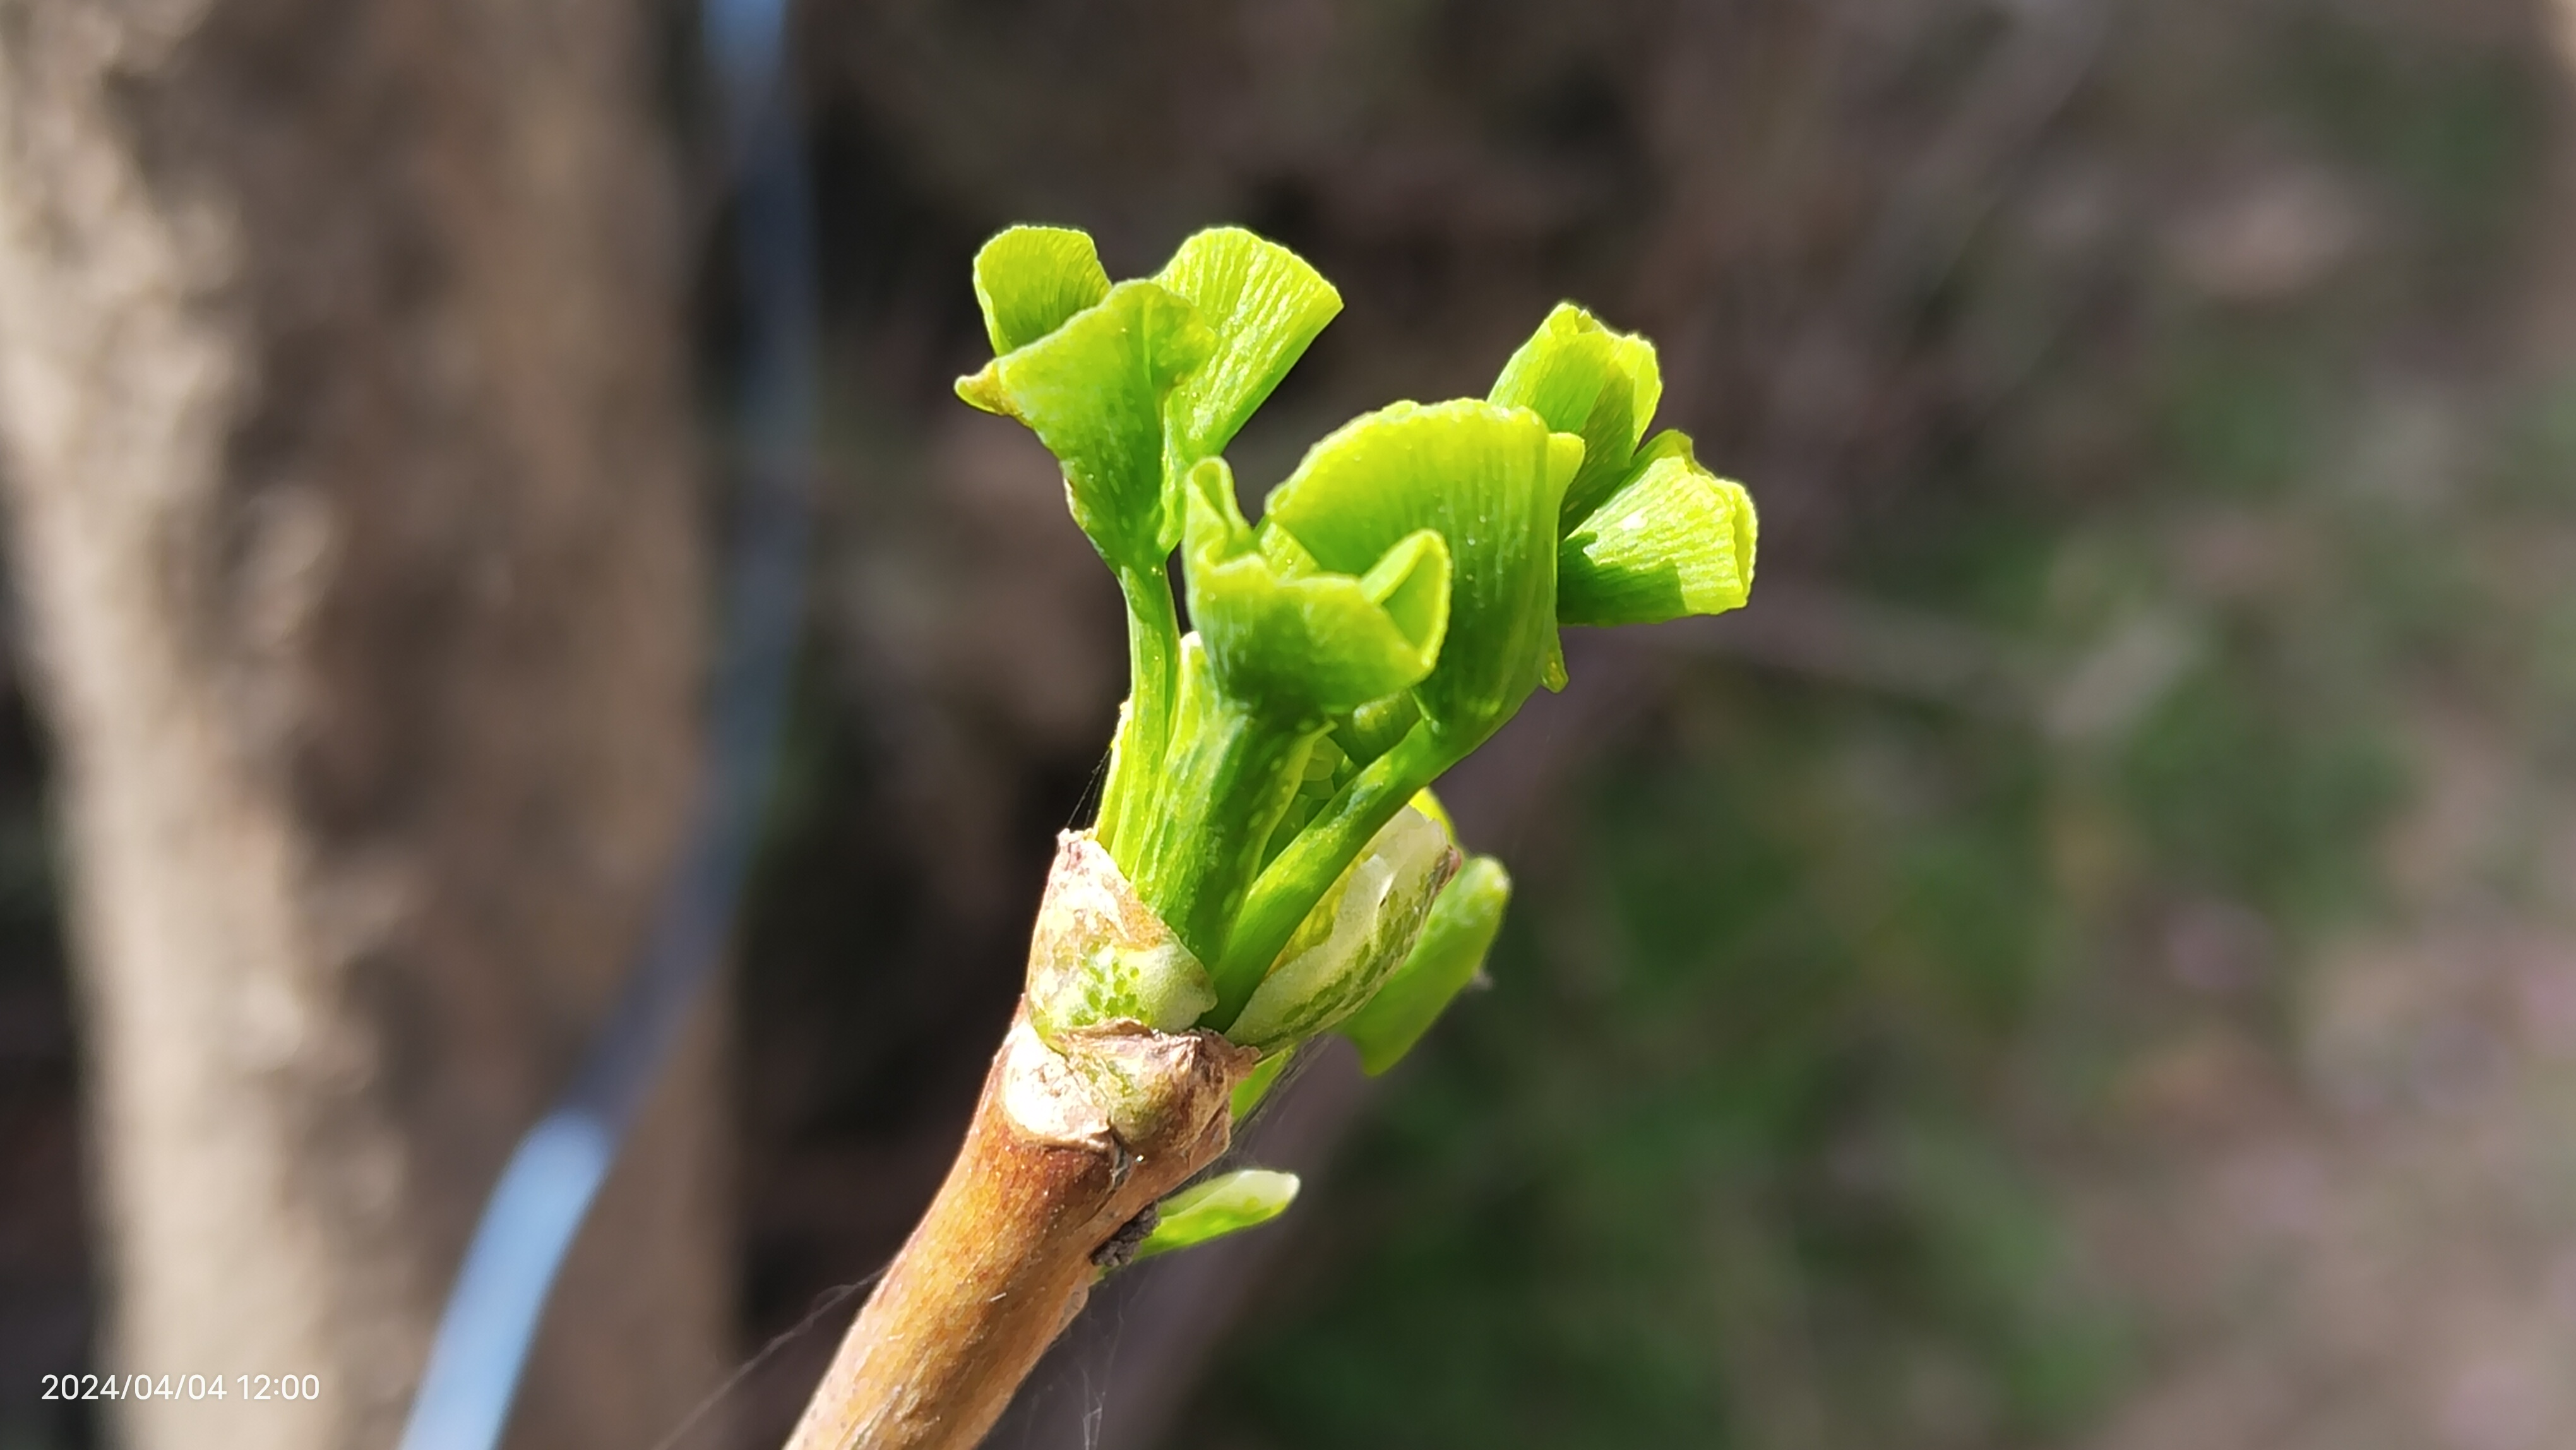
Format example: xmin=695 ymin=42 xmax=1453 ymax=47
xmin=1210 ymin=722 xmax=1457 ymax=1026
xmin=1124 ymin=643 xmax=1327 ymax=971
xmin=1098 ymin=563 xmax=1183 ymax=860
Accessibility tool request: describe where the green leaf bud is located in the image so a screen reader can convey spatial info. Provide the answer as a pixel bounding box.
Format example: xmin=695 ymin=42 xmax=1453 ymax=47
xmin=970 ymin=225 xmax=1113 ymax=356
xmin=1489 ymin=303 xmax=1663 ymax=529
xmin=1183 ymin=457 xmax=1452 ymax=717
xmin=957 ymin=279 xmax=1212 ymax=570
xmin=1339 ymin=854 xmax=1510 ymax=1074
xmin=1225 ymin=805 xmax=1459 ymax=1052
xmin=1132 ymin=1168 xmax=1301 ymax=1264
xmin=1263 ymin=400 xmax=1581 ymax=749
xmin=1558 ymin=431 xmax=1757 ymax=626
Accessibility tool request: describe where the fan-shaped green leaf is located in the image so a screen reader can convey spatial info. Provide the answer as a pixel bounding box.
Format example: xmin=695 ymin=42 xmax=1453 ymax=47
xmin=1183 ymin=458 xmax=1451 ymax=716
xmin=1262 ymin=400 xmax=1580 ymax=747
xmin=970 ymin=225 xmax=1113 ymax=356
xmin=1154 ymin=227 xmax=1342 ymax=467
xmin=1558 ymin=433 xmax=1757 ymax=626
xmin=957 ymin=280 xmax=1211 ymax=570
xmin=1489 ymin=303 xmax=1664 ymax=528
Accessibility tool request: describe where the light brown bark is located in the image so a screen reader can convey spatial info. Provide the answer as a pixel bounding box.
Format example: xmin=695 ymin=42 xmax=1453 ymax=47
xmin=785 ymin=1005 xmax=1251 ymax=1450
xmin=0 ymin=4 xmax=723 ymax=1448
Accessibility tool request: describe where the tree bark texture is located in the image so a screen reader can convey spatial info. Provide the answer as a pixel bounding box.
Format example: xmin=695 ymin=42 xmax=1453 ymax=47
xmin=785 ymin=1014 xmax=1250 ymax=1450
xmin=0 ymin=4 xmax=722 ymax=1449
xmin=785 ymin=837 xmax=1258 ymax=1450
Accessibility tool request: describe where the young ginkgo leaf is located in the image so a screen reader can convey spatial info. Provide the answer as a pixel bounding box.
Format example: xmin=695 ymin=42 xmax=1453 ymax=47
xmin=1154 ymin=227 xmax=1342 ymax=472
xmin=1558 ymin=433 xmax=1757 ymax=626
xmin=1132 ymin=1169 xmax=1301 ymax=1264
xmin=971 ymin=225 xmax=1113 ymax=356
xmin=1183 ymin=458 xmax=1452 ymax=717
xmin=957 ymin=279 xmax=1212 ymax=569
xmin=1263 ymin=400 xmax=1582 ymax=748
xmin=1489 ymin=303 xmax=1663 ymax=529
xmin=1225 ymin=805 xmax=1458 ymax=1053
xmin=1339 ymin=853 xmax=1510 ymax=1075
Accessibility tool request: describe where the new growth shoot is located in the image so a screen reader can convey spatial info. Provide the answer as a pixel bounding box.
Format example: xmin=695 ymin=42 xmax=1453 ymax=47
xmin=787 ymin=225 xmax=1755 ymax=1450
xmin=958 ymin=222 xmax=1756 ymax=1222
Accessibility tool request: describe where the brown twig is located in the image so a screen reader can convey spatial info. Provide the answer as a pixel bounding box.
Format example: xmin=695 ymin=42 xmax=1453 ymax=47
xmin=782 ymin=997 xmax=1253 ymax=1449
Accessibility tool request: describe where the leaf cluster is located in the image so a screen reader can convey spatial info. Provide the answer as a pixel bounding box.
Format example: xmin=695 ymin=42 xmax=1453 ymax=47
xmin=962 ymin=223 xmax=1755 ymax=1080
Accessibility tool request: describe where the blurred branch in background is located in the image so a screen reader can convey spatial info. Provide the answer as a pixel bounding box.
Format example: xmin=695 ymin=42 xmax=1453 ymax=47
xmin=0 ymin=3 xmax=725 ymax=1448
xmin=1751 ymin=0 xmax=2112 ymax=549
xmin=397 ymin=0 xmax=813 ymax=1444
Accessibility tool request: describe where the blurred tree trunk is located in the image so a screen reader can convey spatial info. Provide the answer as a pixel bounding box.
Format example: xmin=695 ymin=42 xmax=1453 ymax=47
xmin=0 ymin=4 xmax=724 ymax=1450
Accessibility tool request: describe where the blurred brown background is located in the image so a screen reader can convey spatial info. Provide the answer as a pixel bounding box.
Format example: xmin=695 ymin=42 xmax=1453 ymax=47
xmin=7 ymin=1 xmax=2576 ymax=1447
